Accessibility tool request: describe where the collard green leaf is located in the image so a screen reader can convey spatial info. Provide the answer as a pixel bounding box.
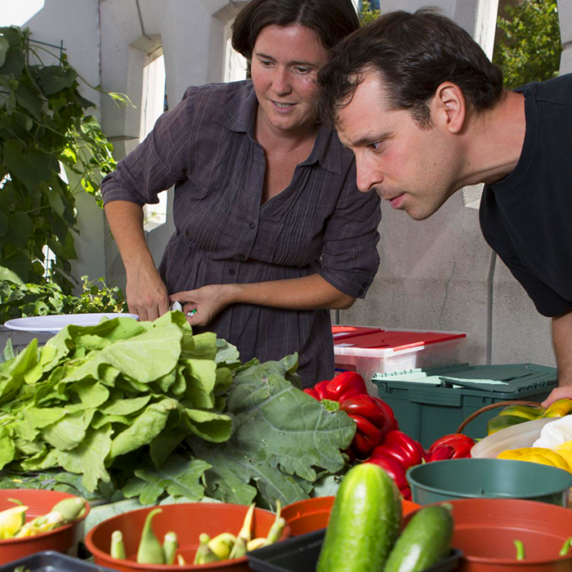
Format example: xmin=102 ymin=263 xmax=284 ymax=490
xmin=100 ymin=394 xmax=151 ymax=416
xmin=42 ymin=409 xmax=95 ymax=451
xmin=0 ymin=425 xmax=15 ymax=469
xmin=71 ymin=381 xmax=110 ymax=408
xmin=133 ymin=455 xmax=211 ymax=505
xmin=149 ymin=428 xmax=186 ymax=468
xmin=110 ymin=399 xmax=180 ymax=459
xmin=184 ymin=408 xmax=232 ymax=443
xmin=56 ymin=424 xmax=113 ymax=492
xmin=189 ymin=356 xmax=355 ymax=508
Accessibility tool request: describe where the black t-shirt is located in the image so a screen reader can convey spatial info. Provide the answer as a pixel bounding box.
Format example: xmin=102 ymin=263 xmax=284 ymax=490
xmin=480 ymin=73 xmax=572 ymax=318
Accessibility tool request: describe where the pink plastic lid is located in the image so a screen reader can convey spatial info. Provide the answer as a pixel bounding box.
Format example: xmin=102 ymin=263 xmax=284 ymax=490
xmin=337 ymin=330 xmax=466 ymax=351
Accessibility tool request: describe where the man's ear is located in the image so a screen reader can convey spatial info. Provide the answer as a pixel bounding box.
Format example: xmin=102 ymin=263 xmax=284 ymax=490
xmin=430 ymin=82 xmax=466 ymax=134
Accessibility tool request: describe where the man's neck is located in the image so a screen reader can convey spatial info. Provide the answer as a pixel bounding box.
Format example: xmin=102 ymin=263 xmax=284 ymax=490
xmin=458 ymin=91 xmax=527 ymax=188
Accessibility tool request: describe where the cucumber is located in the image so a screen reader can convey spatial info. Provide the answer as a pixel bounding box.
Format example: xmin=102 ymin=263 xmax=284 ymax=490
xmin=316 ymin=463 xmax=401 ymax=572
xmin=384 ymin=505 xmax=453 ymax=572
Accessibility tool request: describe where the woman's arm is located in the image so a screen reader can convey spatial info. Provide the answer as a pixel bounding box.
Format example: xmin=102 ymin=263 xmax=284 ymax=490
xmin=105 ymin=200 xmax=169 ymax=321
xmin=170 ymin=274 xmax=355 ymax=327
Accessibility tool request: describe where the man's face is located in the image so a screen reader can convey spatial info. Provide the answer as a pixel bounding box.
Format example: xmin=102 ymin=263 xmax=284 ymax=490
xmin=336 ymin=71 xmax=462 ymax=221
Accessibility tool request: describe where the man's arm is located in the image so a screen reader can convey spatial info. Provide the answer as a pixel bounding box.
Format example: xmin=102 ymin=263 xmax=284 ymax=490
xmin=104 ymin=200 xmax=169 ymax=321
xmin=541 ymin=309 xmax=572 ymax=407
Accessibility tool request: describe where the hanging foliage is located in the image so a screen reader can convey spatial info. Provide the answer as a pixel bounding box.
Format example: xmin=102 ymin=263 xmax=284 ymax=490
xmin=0 ymin=26 xmax=121 ymax=292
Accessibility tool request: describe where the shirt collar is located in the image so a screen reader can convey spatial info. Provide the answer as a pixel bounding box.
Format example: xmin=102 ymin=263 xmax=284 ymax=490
xmin=213 ymin=81 xmax=343 ymax=175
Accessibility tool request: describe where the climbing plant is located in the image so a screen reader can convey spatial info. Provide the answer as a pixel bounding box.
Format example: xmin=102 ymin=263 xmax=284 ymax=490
xmin=0 ymin=26 xmax=124 ymax=292
xmin=360 ymin=1 xmax=381 ymax=25
xmin=493 ymin=0 xmax=562 ymax=90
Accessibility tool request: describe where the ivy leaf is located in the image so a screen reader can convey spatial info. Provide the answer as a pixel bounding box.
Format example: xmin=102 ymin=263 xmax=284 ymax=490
xmin=0 ymin=212 xmax=8 ymax=238
xmin=37 ymin=66 xmax=77 ymax=95
xmin=0 ymin=27 xmax=23 ymax=48
xmin=3 ymin=140 xmax=58 ymax=193
xmin=15 ymin=81 xmax=43 ymax=117
xmin=0 ymin=253 xmax=30 ymax=284
xmin=0 ymin=50 xmax=24 ymax=76
xmin=7 ymin=211 xmax=33 ymax=248
xmin=0 ymin=37 xmax=9 ymax=68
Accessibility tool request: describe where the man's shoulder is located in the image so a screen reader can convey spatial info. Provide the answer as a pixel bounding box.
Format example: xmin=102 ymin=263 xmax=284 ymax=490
xmin=518 ymin=73 xmax=572 ymax=107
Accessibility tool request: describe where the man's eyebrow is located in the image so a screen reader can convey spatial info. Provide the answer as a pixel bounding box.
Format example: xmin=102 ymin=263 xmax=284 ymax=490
xmin=351 ymin=132 xmax=392 ymax=148
xmin=254 ymin=52 xmax=317 ymax=67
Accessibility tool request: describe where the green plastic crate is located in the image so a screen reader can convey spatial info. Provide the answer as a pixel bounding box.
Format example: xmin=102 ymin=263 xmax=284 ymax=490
xmin=373 ymin=363 xmax=557 ymax=448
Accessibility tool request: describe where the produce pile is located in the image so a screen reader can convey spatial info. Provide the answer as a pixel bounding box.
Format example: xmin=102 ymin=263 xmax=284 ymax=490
xmin=0 ymin=312 xmax=355 ymax=509
xmin=304 ymin=374 xmax=474 ymax=499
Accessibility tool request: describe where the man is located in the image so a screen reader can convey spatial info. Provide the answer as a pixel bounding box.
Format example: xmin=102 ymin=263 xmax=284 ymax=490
xmin=317 ymin=9 xmax=572 ymax=406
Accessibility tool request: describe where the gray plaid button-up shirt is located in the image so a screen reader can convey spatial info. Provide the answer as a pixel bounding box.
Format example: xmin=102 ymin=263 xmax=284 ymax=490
xmin=102 ymin=81 xmax=381 ymax=387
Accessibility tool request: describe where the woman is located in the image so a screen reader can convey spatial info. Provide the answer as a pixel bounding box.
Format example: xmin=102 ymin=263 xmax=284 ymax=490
xmin=101 ymin=0 xmax=381 ymax=388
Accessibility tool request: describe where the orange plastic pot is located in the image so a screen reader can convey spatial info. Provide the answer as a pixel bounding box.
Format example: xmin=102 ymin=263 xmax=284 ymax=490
xmin=282 ymin=496 xmax=420 ymax=536
xmin=0 ymin=489 xmax=90 ymax=565
xmin=85 ymin=503 xmax=290 ymax=572
xmin=404 ymin=498 xmax=572 ymax=571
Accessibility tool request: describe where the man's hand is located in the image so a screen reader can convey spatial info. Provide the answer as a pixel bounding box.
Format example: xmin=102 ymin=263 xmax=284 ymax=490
xmin=542 ymin=386 xmax=572 ymax=408
xmin=170 ymin=284 xmax=236 ymax=327
xmin=126 ymin=265 xmax=170 ymax=321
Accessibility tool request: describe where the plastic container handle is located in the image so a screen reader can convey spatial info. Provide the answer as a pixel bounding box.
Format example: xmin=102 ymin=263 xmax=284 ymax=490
xmin=456 ymin=400 xmax=543 ymax=434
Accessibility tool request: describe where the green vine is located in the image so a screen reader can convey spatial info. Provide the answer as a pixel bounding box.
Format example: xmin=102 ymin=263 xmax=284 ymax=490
xmin=0 ymin=26 xmax=119 ymax=292
xmin=360 ymin=1 xmax=381 ymax=25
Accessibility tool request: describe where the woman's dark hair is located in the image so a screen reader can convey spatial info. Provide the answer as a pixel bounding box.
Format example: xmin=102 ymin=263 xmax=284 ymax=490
xmin=232 ymin=0 xmax=360 ymax=60
xmin=318 ymin=9 xmax=504 ymax=126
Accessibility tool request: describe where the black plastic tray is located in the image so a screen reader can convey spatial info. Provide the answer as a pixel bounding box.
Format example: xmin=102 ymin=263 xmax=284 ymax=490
xmin=0 ymin=551 xmax=116 ymax=572
xmin=247 ymin=529 xmax=462 ymax=572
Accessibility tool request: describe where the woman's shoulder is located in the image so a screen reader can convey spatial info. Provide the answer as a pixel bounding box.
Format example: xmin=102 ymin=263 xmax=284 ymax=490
xmin=181 ymin=80 xmax=253 ymax=109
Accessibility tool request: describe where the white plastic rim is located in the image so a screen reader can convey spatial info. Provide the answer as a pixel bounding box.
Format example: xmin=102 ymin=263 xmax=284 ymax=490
xmin=4 ymin=313 xmax=139 ymax=333
xmin=471 ymin=417 xmax=559 ymax=459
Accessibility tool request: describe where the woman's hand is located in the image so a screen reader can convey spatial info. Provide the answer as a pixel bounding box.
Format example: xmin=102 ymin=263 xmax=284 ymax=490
xmin=126 ymin=264 xmax=170 ymax=321
xmin=170 ymin=284 xmax=237 ymax=326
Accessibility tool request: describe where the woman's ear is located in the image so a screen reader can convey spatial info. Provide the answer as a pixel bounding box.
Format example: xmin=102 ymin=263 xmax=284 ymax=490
xmin=430 ymin=82 xmax=466 ymax=134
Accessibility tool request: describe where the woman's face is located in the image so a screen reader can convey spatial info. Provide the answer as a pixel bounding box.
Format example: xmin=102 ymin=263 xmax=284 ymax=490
xmin=250 ymin=24 xmax=329 ymax=136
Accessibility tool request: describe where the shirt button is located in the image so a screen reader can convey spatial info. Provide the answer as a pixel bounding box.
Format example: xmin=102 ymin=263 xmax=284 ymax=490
xmin=362 ymin=282 xmax=368 ymax=287
xmin=229 ymin=269 xmax=236 ymax=276
xmin=249 ymin=222 xmax=256 ymax=230
xmin=238 ymin=254 xmax=246 ymax=260
xmin=358 ymin=289 xmax=364 ymax=296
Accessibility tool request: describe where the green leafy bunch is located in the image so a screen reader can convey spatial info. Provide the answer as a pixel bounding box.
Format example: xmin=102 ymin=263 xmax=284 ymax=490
xmin=0 ymin=276 xmax=127 ymax=325
xmin=0 ymin=26 xmax=117 ymax=291
xmin=360 ymin=1 xmax=381 ymax=25
xmin=0 ymin=312 xmax=355 ymax=509
xmin=493 ymin=0 xmax=562 ymax=90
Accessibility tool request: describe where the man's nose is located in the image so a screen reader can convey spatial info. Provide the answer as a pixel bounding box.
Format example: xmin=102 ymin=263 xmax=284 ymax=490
xmin=356 ymin=154 xmax=383 ymax=193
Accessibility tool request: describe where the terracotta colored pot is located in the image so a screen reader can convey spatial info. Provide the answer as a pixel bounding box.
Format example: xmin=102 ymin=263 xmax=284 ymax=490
xmin=85 ymin=503 xmax=290 ymax=572
xmin=0 ymin=489 xmax=90 ymax=565
xmin=404 ymin=498 xmax=572 ymax=571
xmin=282 ymin=496 xmax=421 ymax=536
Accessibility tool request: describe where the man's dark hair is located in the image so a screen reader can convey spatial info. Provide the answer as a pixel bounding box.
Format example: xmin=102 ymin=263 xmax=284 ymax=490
xmin=318 ymin=9 xmax=504 ymax=126
xmin=232 ymin=0 xmax=360 ymax=60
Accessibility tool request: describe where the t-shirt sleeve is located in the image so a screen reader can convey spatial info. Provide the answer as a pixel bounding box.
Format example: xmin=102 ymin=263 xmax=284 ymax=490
xmin=319 ymin=167 xmax=381 ymax=299
xmin=481 ymin=206 xmax=572 ymax=318
xmin=101 ymin=87 xmax=196 ymax=206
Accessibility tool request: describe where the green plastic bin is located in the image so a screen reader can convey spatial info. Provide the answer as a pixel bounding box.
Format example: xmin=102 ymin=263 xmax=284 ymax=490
xmin=407 ymin=458 xmax=572 ymax=506
xmin=373 ymin=363 xmax=557 ymax=448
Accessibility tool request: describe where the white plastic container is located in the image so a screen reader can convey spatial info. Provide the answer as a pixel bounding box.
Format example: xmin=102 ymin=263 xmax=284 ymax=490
xmin=333 ymin=327 xmax=466 ymax=382
xmin=471 ymin=417 xmax=559 ymax=459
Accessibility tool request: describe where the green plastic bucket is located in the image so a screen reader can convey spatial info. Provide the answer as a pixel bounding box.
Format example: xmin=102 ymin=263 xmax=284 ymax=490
xmin=407 ymin=458 xmax=572 ymax=506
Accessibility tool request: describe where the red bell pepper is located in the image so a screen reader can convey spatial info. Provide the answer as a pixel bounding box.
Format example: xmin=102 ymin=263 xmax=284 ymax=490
xmin=304 ymin=373 xmax=395 ymax=458
xmin=428 ymin=433 xmax=474 ymax=461
xmin=371 ymin=430 xmax=426 ymax=470
xmin=366 ymin=454 xmax=411 ymax=499
xmin=304 ymin=372 xmax=367 ymax=402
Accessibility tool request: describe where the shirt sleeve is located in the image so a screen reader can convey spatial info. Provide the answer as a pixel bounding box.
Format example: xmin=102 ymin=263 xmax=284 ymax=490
xmin=481 ymin=211 xmax=572 ymax=318
xmin=101 ymin=87 xmax=196 ymax=206
xmin=319 ymin=166 xmax=381 ymax=299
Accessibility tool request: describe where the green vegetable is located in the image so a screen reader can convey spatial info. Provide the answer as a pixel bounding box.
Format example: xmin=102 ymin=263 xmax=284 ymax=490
xmin=110 ymin=530 xmax=126 ymax=560
xmin=560 ymin=537 xmax=572 ymax=557
xmin=514 ymin=540 xmax=525 ymax=561
xmin=384 ymin=506 xmax=453 ymax=572
xmin=194 ymin=533 xmax=221 ymax=564
xmin=316 ymin=463 xmax=401 ymax=572
xmin=137 ymin=508 xmax=164 ymax=564
xmin=163 ymin=531 xmax=178 ymax=565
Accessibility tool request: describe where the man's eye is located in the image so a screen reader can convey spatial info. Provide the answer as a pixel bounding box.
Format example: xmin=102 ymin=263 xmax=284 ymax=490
xmin=294 ymin=67 xmax=311 ymax=74
xmin=260 ymin=60 xmax=273 ymax=67
xmin=369 ymin=142 xmax=383 ymax=151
